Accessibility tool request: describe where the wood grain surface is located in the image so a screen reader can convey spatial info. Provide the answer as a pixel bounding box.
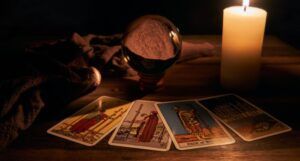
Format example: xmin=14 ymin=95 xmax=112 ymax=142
xmin=1 ymin=35 xmax=300 ymax=161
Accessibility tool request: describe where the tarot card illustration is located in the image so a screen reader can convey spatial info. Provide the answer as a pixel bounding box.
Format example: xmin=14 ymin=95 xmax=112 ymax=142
xmin=198 ymin=94 xmax=292 ymax=141
xmin=47 ymin=96 xmax=130 ymax=146
xmin=156 ymin=100 xmax=235 ymax=150
xmin=109 ymin=100 xmax=171 ymax=151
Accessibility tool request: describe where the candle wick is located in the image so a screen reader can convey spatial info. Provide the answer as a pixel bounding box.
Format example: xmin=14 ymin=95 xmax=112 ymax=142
xmin=243 ymin=6 xmax=247 ymax=12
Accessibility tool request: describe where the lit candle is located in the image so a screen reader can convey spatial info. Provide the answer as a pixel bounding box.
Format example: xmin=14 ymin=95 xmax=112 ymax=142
xmin=221 ymin=0 xmax=267 ymax=91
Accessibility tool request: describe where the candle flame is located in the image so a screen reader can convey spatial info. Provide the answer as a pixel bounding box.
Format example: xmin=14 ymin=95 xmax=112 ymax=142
xmin=243 ymin=0 xmax=249 ymax=12
xmin=243 ymin=0 xmax=250 ymax=8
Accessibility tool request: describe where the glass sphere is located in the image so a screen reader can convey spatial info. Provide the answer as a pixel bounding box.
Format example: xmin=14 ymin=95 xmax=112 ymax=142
xmin=122 ymin=15 xmax=182 ymax=75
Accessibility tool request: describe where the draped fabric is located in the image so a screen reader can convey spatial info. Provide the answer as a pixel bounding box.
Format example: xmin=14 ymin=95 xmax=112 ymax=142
xmin=0 ymin=33 xmax=214 ymax=148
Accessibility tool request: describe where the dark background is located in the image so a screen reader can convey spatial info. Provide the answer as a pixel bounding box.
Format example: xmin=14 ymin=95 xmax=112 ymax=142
xmin=0 ymin=0 xmax=299 ymax=48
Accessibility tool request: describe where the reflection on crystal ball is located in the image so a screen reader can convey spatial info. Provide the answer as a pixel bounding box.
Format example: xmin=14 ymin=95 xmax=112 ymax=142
xmin=122 ymin=15 xmax=182 ymax=74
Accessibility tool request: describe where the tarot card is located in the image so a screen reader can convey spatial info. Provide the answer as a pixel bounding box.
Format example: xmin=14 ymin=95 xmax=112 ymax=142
xmin=109 ymin=100 xmax=172 ymax=151
xmin=155 ymin=100 xmax=235 ymax=150
xmin=47 ymin=96 xmax=131 ymax=146
xmin=197 ymin=94 xmax=292 ymax=141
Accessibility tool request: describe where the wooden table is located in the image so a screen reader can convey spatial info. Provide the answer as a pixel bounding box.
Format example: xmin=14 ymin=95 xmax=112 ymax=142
xmin=1 ymin=35 xmax=300 ymax=161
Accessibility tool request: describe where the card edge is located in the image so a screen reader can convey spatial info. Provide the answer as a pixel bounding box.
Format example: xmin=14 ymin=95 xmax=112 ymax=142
xmin=197 ymin=94 xmax=292 ymax=142
xmin=47 ymin=96 xmax=129 ymax=146
xmin=155 ymin=100 xmax=236 ymax=150
xmin=108 ymin=100 xmax=172 ymax=151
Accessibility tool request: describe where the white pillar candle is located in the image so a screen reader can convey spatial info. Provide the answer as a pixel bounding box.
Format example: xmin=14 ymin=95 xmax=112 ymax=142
xmin=221 ymin=0 xmax=267 ymax=91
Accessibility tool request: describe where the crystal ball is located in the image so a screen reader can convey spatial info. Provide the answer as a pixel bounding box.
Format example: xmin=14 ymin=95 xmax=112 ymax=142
xmin=122 ymin=15 xmax=182 ymax=75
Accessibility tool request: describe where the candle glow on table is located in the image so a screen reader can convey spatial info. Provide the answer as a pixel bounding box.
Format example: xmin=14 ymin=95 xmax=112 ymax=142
xmin=221 ymin=0 xmax=267 ymax=91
